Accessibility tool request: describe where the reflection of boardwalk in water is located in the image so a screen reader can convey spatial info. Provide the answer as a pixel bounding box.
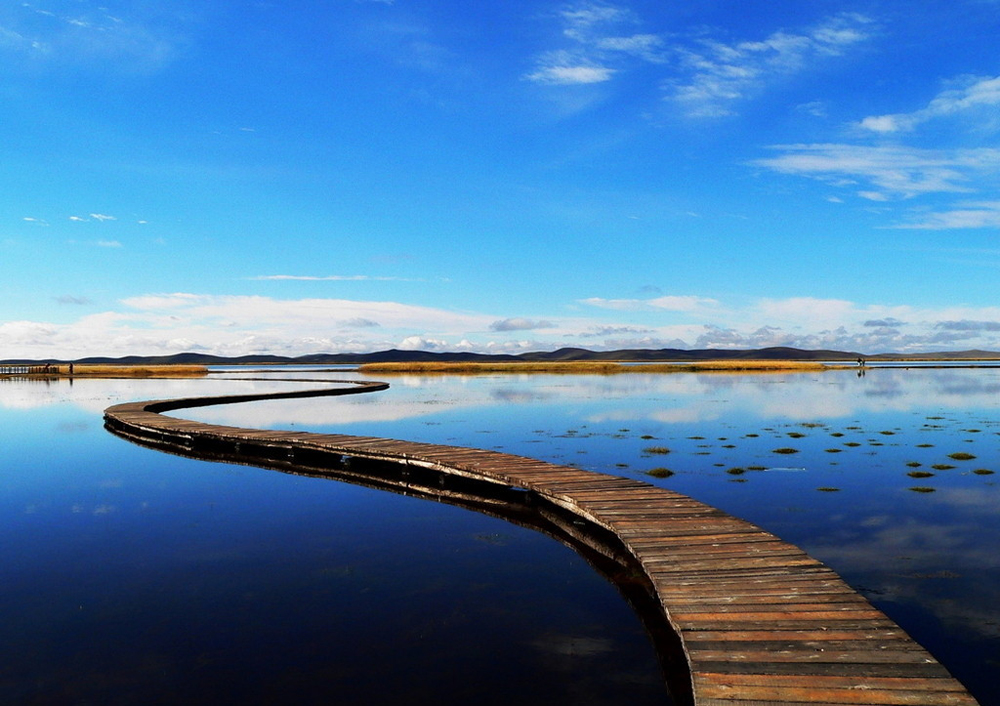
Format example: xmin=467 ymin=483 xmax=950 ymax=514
xmin=104 ymin=380 xmax=979 ymax=706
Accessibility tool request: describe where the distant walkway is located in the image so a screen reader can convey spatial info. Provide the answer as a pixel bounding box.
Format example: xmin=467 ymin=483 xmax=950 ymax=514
xmin=0 ymin=364 xmax=59 ymax=376
xmin=104 ymin=381 xmax=979 ymax=706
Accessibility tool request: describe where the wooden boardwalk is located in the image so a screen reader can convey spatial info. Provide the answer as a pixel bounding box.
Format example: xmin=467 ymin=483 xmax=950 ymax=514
xmin=0 ymin=364 xmax=57 ymax=375
xmin=104 ymin=380 xmax=979 ymax=706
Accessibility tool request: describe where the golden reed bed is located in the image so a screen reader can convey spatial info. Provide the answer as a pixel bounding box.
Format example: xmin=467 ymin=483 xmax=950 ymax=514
xmin=358 ymin=360 xmax=831 ymax=375
xmin=32 ymin=364 xmax=209 ymax=378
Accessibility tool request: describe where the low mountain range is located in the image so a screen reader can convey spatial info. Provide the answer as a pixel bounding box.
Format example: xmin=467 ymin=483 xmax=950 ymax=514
xmin=5 ymin=346 xmax=1000 ymax=365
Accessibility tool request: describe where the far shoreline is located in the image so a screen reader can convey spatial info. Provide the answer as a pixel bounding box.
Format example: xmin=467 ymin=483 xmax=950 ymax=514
xmin=357 ymin=360 xmax=836 ymax=374
xmin=0 ymin=364 xmax=209 ymax=378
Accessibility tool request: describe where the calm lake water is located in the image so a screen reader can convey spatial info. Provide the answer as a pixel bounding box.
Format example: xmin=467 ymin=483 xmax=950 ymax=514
xmin=2 ymin=367 xmax=999 ymax=704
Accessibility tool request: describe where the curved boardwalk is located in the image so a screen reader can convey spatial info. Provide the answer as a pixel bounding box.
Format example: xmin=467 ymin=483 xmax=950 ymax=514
xmin=104 ymin=381 xmax=979 ymax=706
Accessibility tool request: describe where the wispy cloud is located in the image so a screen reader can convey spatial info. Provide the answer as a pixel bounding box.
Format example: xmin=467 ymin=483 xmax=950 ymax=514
xmin=251 ymin=274 xmax=423 ymax=282
xmin=489 ymin=318 xmax=554 ymax=332
xmin=666 ymin=13 xmax=873 ymax=118
xmin=343 ymin=318 xmax=381 ymax=328
xmin=936 ymin=319 xmax=1000 ymax=332
xmin=2 ymin=2 xmax=186 ymax=72
xmin=524 ymin=2 xmax=659 ymax=86
xmin=525 ymin=53 xmax=615 ymax=85
xmin=89 ymin=213 xmax=117 ymax=221
xmin=753 ymin=144 xmax=1000 ymax=200
xmin=890 ymin=201 xmax=1000 ymax=229
xmin=581 ymin=294 xmax=719 ymax=313
xmin=858 ymin=75 xmax=1000 ymax=134
xmin=525 ymin=6 xmax=872 ymax=118
xmin=579 ymin=325 xmax=653 ymax=338
xmin=754 ymin=66 xmax=1000 ymax=228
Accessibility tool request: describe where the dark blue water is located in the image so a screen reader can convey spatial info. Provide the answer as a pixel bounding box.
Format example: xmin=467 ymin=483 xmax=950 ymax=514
xmin=5 ymin=368 xmax=1000 ymax=704
xmin=0 ymin=377 xmax=667 ymax=705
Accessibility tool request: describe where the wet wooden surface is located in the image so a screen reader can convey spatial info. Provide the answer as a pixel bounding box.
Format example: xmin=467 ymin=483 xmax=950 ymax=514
xmin=105 ymin=382 xmax=979 ymax=706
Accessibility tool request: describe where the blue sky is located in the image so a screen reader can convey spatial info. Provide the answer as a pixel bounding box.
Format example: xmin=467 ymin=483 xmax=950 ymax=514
xmin=3 ymin=0 xmax=1000 ymax=358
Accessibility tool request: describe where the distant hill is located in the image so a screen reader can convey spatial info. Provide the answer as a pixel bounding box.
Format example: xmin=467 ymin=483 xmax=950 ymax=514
xmin=11 ymin=345 xmax=1000 ymax=366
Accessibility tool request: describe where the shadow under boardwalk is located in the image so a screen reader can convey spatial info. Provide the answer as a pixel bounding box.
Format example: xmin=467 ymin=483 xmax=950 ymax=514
xmin=104 ymin=380 xmax=979 ymax=706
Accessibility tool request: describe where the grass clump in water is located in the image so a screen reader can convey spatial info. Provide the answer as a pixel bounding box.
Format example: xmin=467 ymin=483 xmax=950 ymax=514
xmin=646 ymin=467 xmax=675 ymax=478
xmin=906 ymin=461 xmax=922 ymax=468
xmin=973 ymin=469 xmax=995 ymax=475
xmin=909 ymin=486 xmax=937 ymax=493
xmin=643 ymin=446 xmax=671 ymax=455
xmin=817 ymin=487 xmax=841 ymax=492
xmin=773 ymin=447 xmax=799 ymax=454
xmin=908 ymin=471 xmax=935 ymax=478
xmin=825 ymin=448 xmax=842 ymax=453
xmin=948 ymin=452 xmax=977 ymax=461
xmin=726 ymin=467 xmax=746 ymax=475
xmin=931 ymin=464 xmax=956 ymax=471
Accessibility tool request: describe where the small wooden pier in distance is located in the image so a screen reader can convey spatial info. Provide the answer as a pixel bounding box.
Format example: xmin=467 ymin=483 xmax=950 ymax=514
xmin=104 ymin=380 xmax=979 ymax=706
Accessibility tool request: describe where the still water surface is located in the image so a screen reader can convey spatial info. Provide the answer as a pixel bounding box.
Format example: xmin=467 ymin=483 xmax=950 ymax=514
xmin=3 ymin=367 xmax=999 ymax=704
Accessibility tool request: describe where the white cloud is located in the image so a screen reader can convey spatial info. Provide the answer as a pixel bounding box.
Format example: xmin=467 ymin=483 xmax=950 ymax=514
xmin=525 ymin=6 xmax=868 ymax=121
xmin=490 ymin=318 xmax=555 ymax=332
xmin=595 ymin=33 xmax=663 ymax=60
xmin=755 ymin=297 xmax=855 ymax=327
xmin=666 ymin=13 xmax=873 ymax=118
xmin=890 ymin=201 xmax=1000 ymax=230
xmin=89 ymin=213 xmax=117 ymax=221
xmin=1 ymin=2 xmax=184 ymax=73
xmin=647 ymin=295 xmax=719 ymax=312
xmin=753 ymin=144 xmax=1000 ymax=199
xmin=251 ymin=274 xmax=422 ymax=282
xmin=525 ymin=2 xmax=644 ymax=87
xmin=561 ymin=3 xmax=628 ymax=32
xmin=858 ymin=114 xmax=903 ymax=134
xmin=581 ymin=295 xmax=718 ymax=312
xmin=796 ymin=101 xmax=828 ymax=117
xmin=858 ymin=75 xmax=1000 ymax=134
xmin=525 ymin=52 xmax=615 ymax=85
xmin=11 ymin=290 xmax=1000 ymax=360
xmin=755 ymin=73 xmax=1000 ymax=227
xmin=399 ymin=335 xmax=449 ymax=350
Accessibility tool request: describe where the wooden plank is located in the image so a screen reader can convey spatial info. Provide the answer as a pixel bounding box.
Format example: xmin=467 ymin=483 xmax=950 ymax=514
xmin=694 ymin=676 xmax=977 ymax=705
xmin=688 ymin=652 xmax=942 ymax=668
xmin=683 ymin=630 xmax=917 ymax=643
